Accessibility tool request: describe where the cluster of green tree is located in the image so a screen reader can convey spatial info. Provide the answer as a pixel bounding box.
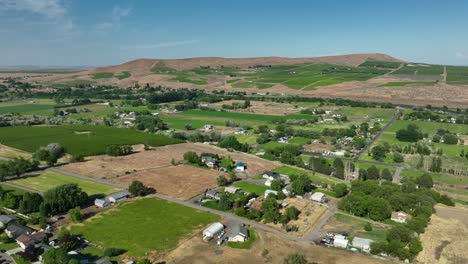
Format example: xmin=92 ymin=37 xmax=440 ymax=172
xmin=0 ymin=186 xmax=43 ymax=214
xmin=216 ymin=173 xmax=237 ymax=187
xmin=309 ymin=157 xmax=353 ymax=179
xmin=404 ymin=110 xmax=467 ymax=124
xmin=218 ymin=135 xmax=250 ymax=152
xmin=128 ymin=180 xmax=150 ymax=196
xmin=432 ymin=129 xmax=459 ymax=145
xmin=32 ymin=143 xmax=66 ymax=166
xmin=222 ymin=100 xmax=251 ymax=110
xmin=322 ymin=127 xmax=356 ymax=138
xmin=460 ymin=149 xmax=468 ymax=159
xmin=261 ymin=195 xmax=300 ymax=224
xmin=340 ymin=174 xmax=453 ymax=222
xmin=41 ymin=183 xmax=88 ymax=216
xmin=396 ymin=124 xmax=423 ymax=142
xmin=359 ymin=165 xmax=393 ymax=181
xmin=0 ymin=157 xmax=39 ymax=180
xmin=135 ymin=115 xmax=168 ymax=132
xmin=105 ymin=144 xmax=132 ymax=156
xmin=332 ymin=183 xmax=349 ymax=197
xmin=172 ymin=130 xmax=222 ymax=143
xmin=174 ymin=100 xmax=199 ymax=111
xmin=146 ymin=88 xmax=208 ymax=104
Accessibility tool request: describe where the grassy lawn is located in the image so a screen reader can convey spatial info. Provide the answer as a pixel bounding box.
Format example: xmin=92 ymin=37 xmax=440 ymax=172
xmin=71 ymin=198 xmax=219 ymax=256
xmin=233 ymin=182 xmax=268 ymax=195
xmin=227 ymin=228 xmax=257 ymax=249
xmin=331 ymin=213 xmax=388 ymax=242
xmin=0 ymin=125 xmax=182 ymax=156
xmin=0 ymin=242 xmax=18 ymax=251
xmin=235 ymin=135 xmax=257 ymax=145
xmin=288 ymin=137 xmax=311 ymax=145
xmin=9 ymin=172 xmax=120 ymax=196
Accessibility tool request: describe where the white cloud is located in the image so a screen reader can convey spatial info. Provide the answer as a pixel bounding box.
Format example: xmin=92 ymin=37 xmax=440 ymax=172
xmin=94 ymin=5 xmax=131 ymax=31
xmin=121 ymin=40 xmax=200 ymax=50
xmin=0 ymin=0 xmax=72 ymax=30
xmin=455 ymin=51 xmax=466 ymax=59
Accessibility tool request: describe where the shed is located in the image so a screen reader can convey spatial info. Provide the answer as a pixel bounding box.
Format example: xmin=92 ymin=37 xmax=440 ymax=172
xmin=203 ymin=222 xmax=224 ymax=240
xmin=94 ymin=198 xmax=110 ymax=208
xmin=106 ymin=191 xmax=130 ymax=204
xmin=235 ymin=162 xmax=246 ymax=171
xmin=228 ymin=224 xmax=249 ymax=242
xmin=224 ymin=187 xmax=240 ymax=194
xmin=333 ymin=235 xmax=348 ymax=248
xmin=310 ymin=192 xmax=325 ymax=203
xmin=206 ymin=189 xmax=221 ymax=200
xmin=352 ymin=237 xmax=373 ymax=252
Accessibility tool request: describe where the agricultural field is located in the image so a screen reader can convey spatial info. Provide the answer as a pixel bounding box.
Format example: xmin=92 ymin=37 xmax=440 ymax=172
xmin=272 ymin=166 xmax=343 ymax=186
xmin=358 ymin=60 xmax=402 ymax=69
xmin=378 ymin=81 xmax=436 ymax=87
xmin=8 ymin=171 xmax=120 ymax=196
xmin=446 ymin=66 xmax=468 ymax=85
xmin=0 ymin=144 xmax=31 ymax=159
xmin=0 ymin=100 xmax=56 ymax=115
xmin=0 ymin=125 xmax=181 ymax=156
xmin=115 ymin=71 xmax=131 ymax=80
xmin=391 ymin=64 xmax=444 ymax=76
xmin=91 ymin=72 xmax=114 ymax=79
xmin=70 ymin=198 xmax=219 ymax=256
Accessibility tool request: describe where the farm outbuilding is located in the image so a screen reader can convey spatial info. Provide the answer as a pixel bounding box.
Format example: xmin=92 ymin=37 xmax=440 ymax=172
xmin=228 ymin=224 xmax=249 ymax=242
xmin=203 ymin=222 xmax=224 ymax=240
xmin=352 ymin=237 xmax=373 ymax=252
xmin=94 ymin=198 xmax=110 ymax=208
xmin=333 ymin=235 xmax=349 ymax=248
xmin=106 ymin=191 xmax=130 ymax=204
xmin=310 ymin=192 xmax=326 ymax=203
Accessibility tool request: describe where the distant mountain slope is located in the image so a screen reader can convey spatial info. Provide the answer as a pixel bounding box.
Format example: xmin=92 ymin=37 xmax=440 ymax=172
xmin=90 ymin=53 xmax=402 ymax=74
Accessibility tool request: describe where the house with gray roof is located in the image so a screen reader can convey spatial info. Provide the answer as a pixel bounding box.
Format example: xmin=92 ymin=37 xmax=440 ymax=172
xmin=0 ymin=215 xmax=17 ymax=228
xmin=228 ymin=224 xmax=249 ymax=242
xmin=105 ymin=191 xmax=130 ymax=204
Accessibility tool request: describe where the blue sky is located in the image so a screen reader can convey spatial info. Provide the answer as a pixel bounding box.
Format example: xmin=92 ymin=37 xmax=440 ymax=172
xmin=1 ymin=0 xmax=468 ymax=66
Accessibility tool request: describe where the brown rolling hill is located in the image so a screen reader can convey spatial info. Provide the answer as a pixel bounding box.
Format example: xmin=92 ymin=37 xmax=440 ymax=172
xmin=90 ymin=53 xmax=402 ymax=74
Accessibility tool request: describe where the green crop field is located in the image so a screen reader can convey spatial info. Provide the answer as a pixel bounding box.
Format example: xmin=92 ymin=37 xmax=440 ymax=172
xmin=379 ymin=81 xmax=436 ymax=87
xmin=446 ymin=66 xmax=468 ymax=85
xmin=180 ymin=110 xmax=316 ymax=123
xmin=91 ymin=72 xmax=114 ymax=79
xmin=0 ymin=125 xmax=182 ymax=156
xmin=233 ymin=182 xmax=268 ymax=195
xmin=359 ymin=60 xmax=402 ymax=69
xmin=387 ymin=120 xmax=468 ymax=135
xmin=115 ymin=71 xmax=131 ymax=80
xmin=272 ymin=166 xmax=341 ymax=185
xmin=71 ymin=198 xmax=219 ymax=256
xmin=9 ymin=172 xmax=120 ymax=195
xmin=391 ymin=64 xmax=444 ymax=76
xmin=0 ymin=103 xmax=55 ymax=115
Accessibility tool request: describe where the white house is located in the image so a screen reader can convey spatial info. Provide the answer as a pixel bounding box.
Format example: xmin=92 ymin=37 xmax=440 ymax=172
xmin=310 ymin=192 xmax=326 ymax=203
xmin=264 ymin=189 xmax=278 ymax=198
xmin=333 ymin=235 xmax=349 ymax=248
xmin=203 ymin=222 xmax=224 ymax=240
xmin=228 ymin=224 xmax=249 ymax=242
xmin=352 ymin=237 xmax=373 ymax=252
xmin=391 ymin=211 xmax=412 ymax=223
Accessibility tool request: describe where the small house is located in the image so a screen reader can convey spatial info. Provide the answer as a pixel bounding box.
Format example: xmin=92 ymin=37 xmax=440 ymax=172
xmin=206 ymin=189 xmax=221 ymax=200
xmin=282 ymin=185 xmax=292 ymax=196
xmin=0 ymin=215 xmax=17 ymax=228
xmin=352 ymin=237 xmax=373 ymax=252
xmin=201 ymin=124 xmax=214 ymax=132
xmin=228 ymin=224 xmax=249 ymax=242
xmin=94 ymin=198 xmax=110 ymax=208
xmin=264 ymin=189 xmax=278 ymax=198
xmin=16 ymin=231 xmax=46 ymax=249
xmin=203 ymin=222 xmax=224 ymax=240
xmin=235 ymin=162 xmax=246 ymax=172
xmin=202 ymin=156 xmax=219 ymax=168
xmin=333 ymin=235 xmax=348 ymax=248
xmin=262 ymin=171 xmax=281 ymax=181
xmin=106 ymin=191 xmax=130 ymax=204
xmin=310 ymin=192 xmax=326 ymax=203
xmin=5 ymin=223 xmax=33 ymax=238
xmin=224 ymin=187 xmax=240 ymax=194
xmin=391 ymin=211 xmax=412 ymax=223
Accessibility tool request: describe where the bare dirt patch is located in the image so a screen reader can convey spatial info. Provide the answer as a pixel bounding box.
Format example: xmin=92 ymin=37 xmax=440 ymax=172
xmin=210 ymin=100 xmax=302 ymax=116
xmin=161 ymin=228 xmax=391 ymax=264
xmin=113 ymin=165 xmax=220 ymax=200
xmin=266 ymin=198 xmax=327 ymax=237
xmin=416 ymin=205 xmax=468 ymax=264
